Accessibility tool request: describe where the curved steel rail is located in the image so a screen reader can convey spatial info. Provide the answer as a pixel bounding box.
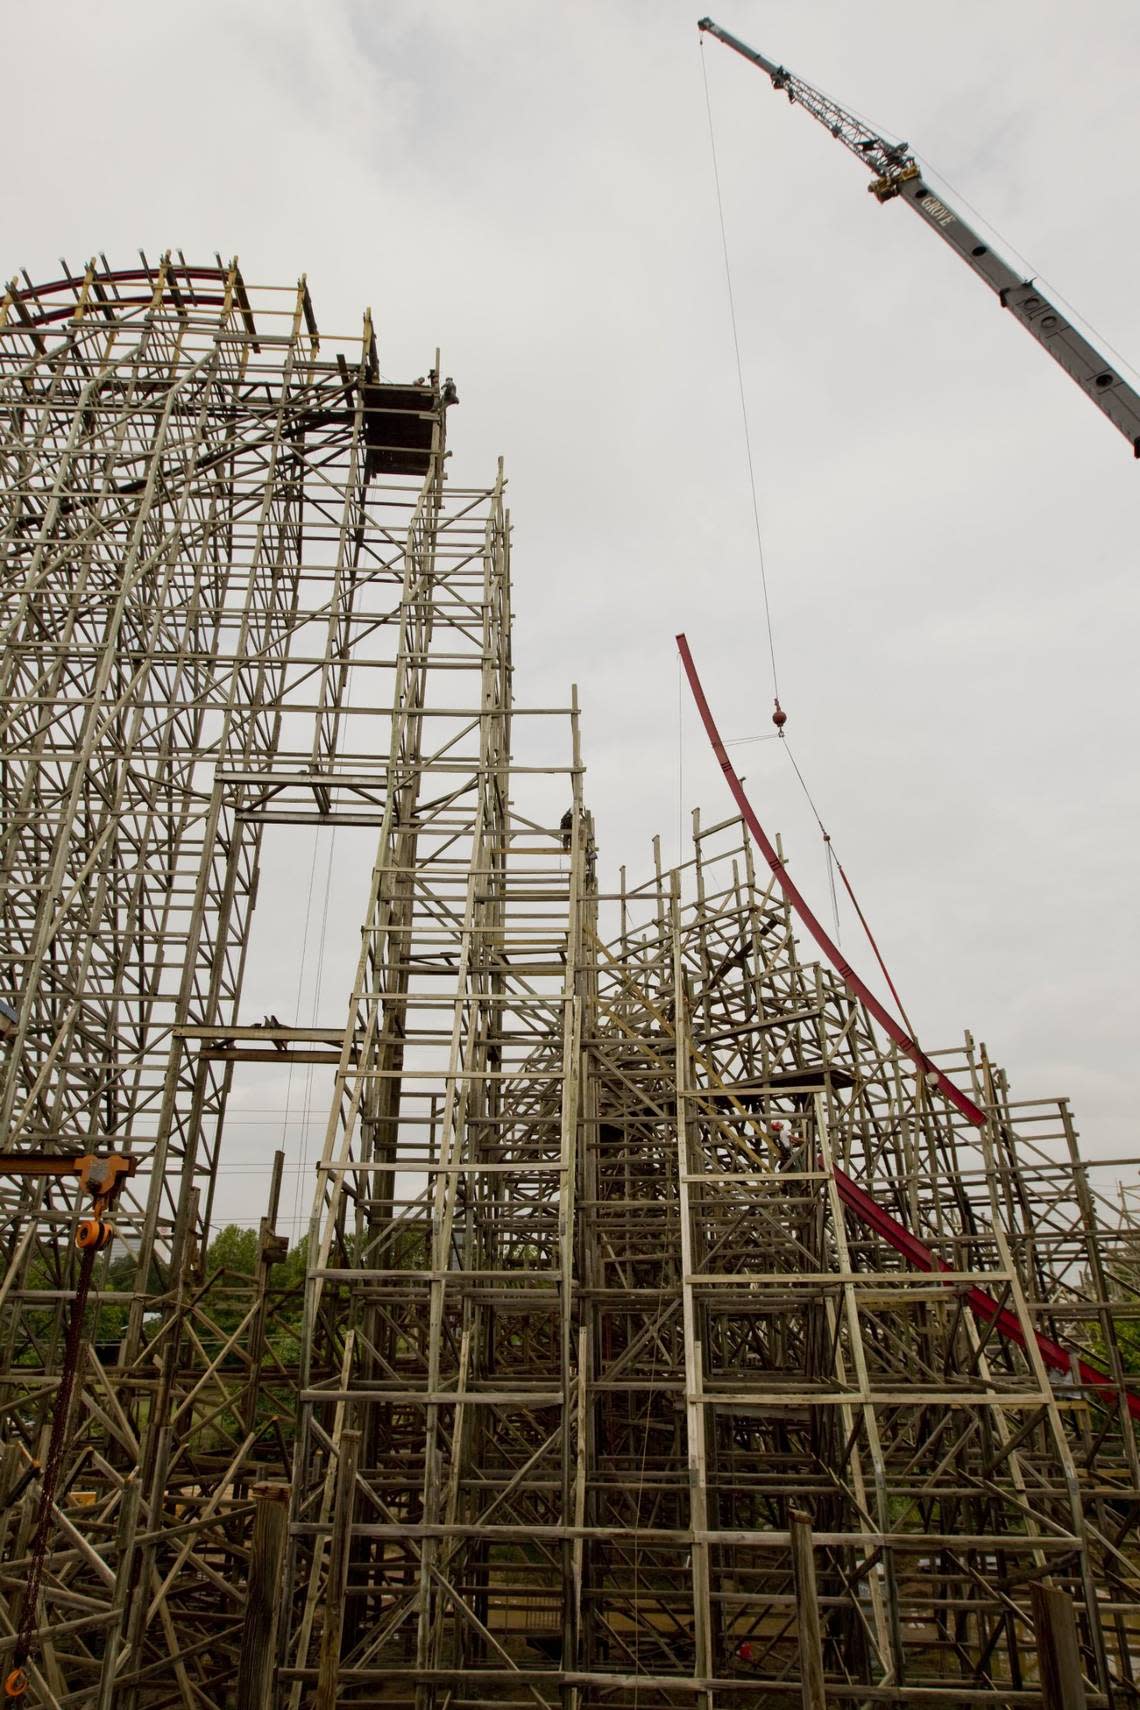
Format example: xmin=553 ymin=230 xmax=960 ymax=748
xmin=836 ymin=1165 xmax=1140 ymax=1421
xmin=677 ymin=631 xmax=986 ymax=1124
xmin=2 ymin=264 xmax=233 ymax=330
xmin=677 ymin=631 xmax=1140 ymax=1422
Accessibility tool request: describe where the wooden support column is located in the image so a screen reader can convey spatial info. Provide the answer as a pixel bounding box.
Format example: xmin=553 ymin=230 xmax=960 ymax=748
xmin=1031 ymin=1583 xmax=1087 ymax=1710
xmin=242 ymin=1154 xmax=287 ymax=1438
xmin=0 ymin=1440 xmax=25 ymax=1579
xmin=671 ymin=876 xmax=714 ymax=1706
xmin=789 ymin=1508 xmax=827 ymax=1710
xmin=94 ymin=1480 xmax=143 ymax=1710
xmin=236 ymin=1483 xmax=291 ymax=1710
xmin=316 ymin=1429 xmax=360 ymax=1710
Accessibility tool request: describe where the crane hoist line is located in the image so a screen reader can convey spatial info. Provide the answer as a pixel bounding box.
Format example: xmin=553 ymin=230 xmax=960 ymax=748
xmin=699 ymin=17 xmax=1140 ymax=457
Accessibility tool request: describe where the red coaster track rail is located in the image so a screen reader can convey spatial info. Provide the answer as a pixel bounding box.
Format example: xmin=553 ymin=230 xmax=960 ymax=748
xmin=676 ymin=631 xmax=1140 ymax=1423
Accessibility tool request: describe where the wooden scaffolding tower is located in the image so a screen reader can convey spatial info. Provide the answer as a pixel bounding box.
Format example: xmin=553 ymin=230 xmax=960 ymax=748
xmin=0 ymin=261 xmax=1137 ymax=1708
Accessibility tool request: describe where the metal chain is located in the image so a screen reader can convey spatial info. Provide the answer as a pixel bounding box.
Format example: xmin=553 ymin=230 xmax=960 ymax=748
xmin=12 ymin=1239 xmax=99 ymax=1671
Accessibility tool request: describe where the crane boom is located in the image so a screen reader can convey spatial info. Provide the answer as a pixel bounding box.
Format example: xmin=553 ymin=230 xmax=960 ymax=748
xmin=699 ymin=17 xmax=1140 ymax=456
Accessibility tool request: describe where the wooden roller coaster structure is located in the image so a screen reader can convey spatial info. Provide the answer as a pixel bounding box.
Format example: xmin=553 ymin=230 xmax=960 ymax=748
xmin=0 ymin=257 xmax=1136 ymax=1709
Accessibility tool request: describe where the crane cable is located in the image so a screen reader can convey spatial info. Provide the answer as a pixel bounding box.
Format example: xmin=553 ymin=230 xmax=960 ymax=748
xmin=5 ymin=1240 xmax=99 ymax=1699
xmin=699 ymin=39 xmax=923 ymax=1052
xmin=699 ymin=35 xmax=781 ymax=714
xmin=781 ymin=739 xmax=921 ymax=1049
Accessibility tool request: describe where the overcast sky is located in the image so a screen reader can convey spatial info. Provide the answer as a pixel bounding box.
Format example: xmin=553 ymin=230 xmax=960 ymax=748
xmin=7 ymin=0 xmax=1139 ymax=1227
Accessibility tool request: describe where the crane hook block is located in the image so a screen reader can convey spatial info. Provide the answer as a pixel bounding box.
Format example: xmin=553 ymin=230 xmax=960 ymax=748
xmin=3 ymin=1667 xmax=28 ymax=1699
xmin=76 ymin=1217 xmax=113 ymax=1252
xmin=772 ymin=701 xmax=788 ymax=729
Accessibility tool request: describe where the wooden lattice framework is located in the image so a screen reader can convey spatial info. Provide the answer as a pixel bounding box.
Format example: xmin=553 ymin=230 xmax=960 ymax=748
xmin=0 ymin=259 xmax=1137 ymax=1709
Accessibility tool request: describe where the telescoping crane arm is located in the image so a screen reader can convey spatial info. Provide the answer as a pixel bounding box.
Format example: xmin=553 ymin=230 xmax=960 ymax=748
xmin=698 ymin=18 xmax=1140 ymax=457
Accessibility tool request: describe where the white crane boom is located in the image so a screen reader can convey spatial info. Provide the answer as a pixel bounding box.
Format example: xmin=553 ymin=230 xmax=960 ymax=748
xmin=699 ymin=18 xmax=1140 ymax=457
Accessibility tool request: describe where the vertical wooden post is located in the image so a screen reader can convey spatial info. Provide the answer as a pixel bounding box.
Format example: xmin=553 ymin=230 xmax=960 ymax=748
xmin=0 ymin=1440 xmax=25 ymax=1583
xmin=789 ymin=1508 xmax=827 ymax=1710
xmin=1031 ymin=1583 xmax=1087 ymax=1710
xmin=242 ymin=1153 xmax=287 ymax=1437
xmin=671 ymin=878 xmax=713 ymax=1706
xmin=94 ymin=1479 xmax=143 ymax=1710
xmin=235 ymin=1483 xmax=290 ymax=1710
xmin=316 ymin=1429 xmax=360 ymax=1710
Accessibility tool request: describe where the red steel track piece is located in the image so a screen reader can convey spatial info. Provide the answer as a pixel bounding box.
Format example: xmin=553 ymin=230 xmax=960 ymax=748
xmin=676 ymin=631 xmax=1140 ymax=1423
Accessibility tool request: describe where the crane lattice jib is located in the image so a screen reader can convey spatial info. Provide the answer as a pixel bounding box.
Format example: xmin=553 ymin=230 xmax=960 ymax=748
xmin=698 ymin=18 xmax=914 ymax=185
xmin=698 ymin=17 xmax=1140 ymax=455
